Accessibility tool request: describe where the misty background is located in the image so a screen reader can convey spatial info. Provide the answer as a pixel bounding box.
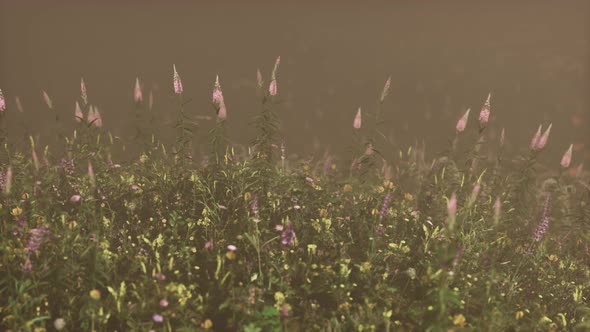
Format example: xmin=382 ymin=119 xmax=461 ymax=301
xmin=0 ymin=1 xmax=588 ymax=165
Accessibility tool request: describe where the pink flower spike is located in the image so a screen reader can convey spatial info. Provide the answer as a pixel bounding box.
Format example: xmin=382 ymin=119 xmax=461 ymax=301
xmin=271 ymin=56 xmax=281 ymax=80
xmin=0 ymin=88 xmax=5 ymax=112
xmin=536 ymin=123 xmax=552 ymax=150
xmin=70 ymin=194 xmax=81 ymax=203
xmin=74 ymin=102 xmax=83 ymax=123
xmin=80 ymin=77 xmax=88 ymax=105
xmin=134 ymin=77 xmax=143 ymax=104
xmin=256 ymin=68 xmax=263 ymax=88
xmin=217 ymin=101 xmax=227 ymax=120
xmin=88 ymin=161 xmax=95 ymax=186
xmin=269 ymin=79 xmax=278 ymax=96
xmin=560 ymin=144 xmax=573 ymax=168
xmin=455 ymin=108 xmax=470 ymax=133
xmin=447 ymin=193 xmax=457 ymax=217
xmin=173 ymin=64 xmax=183 ymax=94
xmin=93 ymin=107 xmax=103 ymax=128
xmin=380 ymin=76 xmax=392 ymax=103
xmin=42 ymin=90 xmax=53 ymax=109
xmin=478 ymin=92 xmax=491 ymax=128
xmin=530 ymin=124 xmax=542 ymax=150
xmin=353 ymin=107 xmax=362 ymax=129
xmin=15 ymin=96 xmax=24 ymax=113
xmin=212 ymin=75 xmax=224 ymax=107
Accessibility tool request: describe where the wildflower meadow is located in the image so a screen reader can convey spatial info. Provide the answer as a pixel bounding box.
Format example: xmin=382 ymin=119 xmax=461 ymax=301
xmin=0 ymin=58 xmax=589 ymax=332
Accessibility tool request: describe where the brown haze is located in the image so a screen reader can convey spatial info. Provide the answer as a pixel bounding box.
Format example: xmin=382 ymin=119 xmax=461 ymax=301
xmin=0 ymin=1 xmax=588 ymax=164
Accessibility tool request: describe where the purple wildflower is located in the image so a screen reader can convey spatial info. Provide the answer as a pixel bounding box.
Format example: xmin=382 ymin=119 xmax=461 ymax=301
xmin=0 ymin=88 xmax=5 ymax=112
xmin=227 ymin=244 xmax=237 ymax=251
xmin=204 ymin=240 xmax=214 ymax=250
xmin=455 ymin=108 xmax=470 ymax=133
xmin=380 ymin=76 xmax=392 ymax=103
xmin=154 ymin=272 xmax=166 ymax=281
xmin=59 ymin=158 xmax=75 ymax=176
xmin=478 ymin=93 xmax=491 ymax=128
xmin=353 ymin=107 xmax=362 ymax=129
xmin=251 ymin=194 xmax=259 ymax=215
xmin=159 ymin=299 xmax=169 ymax=308
xmin=560 ymin=144 xmax=573 ymax=168
xmin=173 ymin=64 xmax=183 ymax=94
xmin=70 ymin=194 xmax=81 ymax=203
xmin=533 ymin=193 xmax=551 ymax=242
xmin=21 ymin=256 xmax=33 ymax=273
xmin=281 ymin=221 xmax=296 ymax=246
xmin=134 ymin=77 xmax=143 ymax=104
xmin=152 ymin=314 xmax=164 ymax=323
xmin=380 ymin=191 xmax=392 ymax=220
xmin=25 ymin=225 xmax=50 ymax=255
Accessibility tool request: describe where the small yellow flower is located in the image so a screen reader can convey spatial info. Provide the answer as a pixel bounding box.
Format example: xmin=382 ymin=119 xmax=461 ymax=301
xmin=319 ymin=208 xmax=328 ymax=218
xmin=515 ymin=311 xmax=524 ymax=320
xmin=548 ymin=255 xmax=558 ymax=262
xmin=226 ymin=251 xmax=236 ymax=260
xmin=21 ymin=193 xmax=30 ymax=200
xmin=371 ymin=208 xmax=379 ymax=216
xmin=11 ymin=207 xmax=23 ymax=216
xmin=89 ymin=289 xmax=101 ymax=300
xmin=244 ymin=192 xmax=252 ymax=202
xmin=383 ymin=180 xmax=395 ymax=190
xmin=343 ymin=184 xmax=353 ymax=193
xmin=453 ymin=314 xmax=466 ymax=327
xmin=202 ymin=319 xmax=213 ymax=329
xmin=404 ymin=193 xmax=414 ymax=201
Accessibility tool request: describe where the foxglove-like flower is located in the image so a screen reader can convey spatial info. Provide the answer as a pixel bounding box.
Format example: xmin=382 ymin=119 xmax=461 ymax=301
xmin=134 ymin=77 xmax=143 ymax=104
xmin=561 ymin=144 xmax=573 ymax=168
xmin=42 ymin=90 xmax=53 ymax=109
xmin=533 ymin=193 xmax=551 ymax=242
xmin=212 ymin=75 xmax=224 ymax=106
xmin=269 ymin=79 xmax=277 ymax=96
xmin=536 ymin=123 xmax=552 ymax=150
xmin=456 ymin=108 xmax=470 ymax=133
xmin=478 ymin=93 xmax=491 ymax=128
xmin=380 ymin=191 xmax=392 ymax=220
xmin=25 ymin=224 xmax=50 ymax=254
xmin=74 ymin=102 xmax=83 ymax=123
xmin=281 ymin=221 xmax=296 ymax=246
xmin=353 ymin=107 xmax=362 ymax=129
xmin=80 ymin=77 xmax=88 ymax=105
xmin=15 ymin=96 xmax=24 ymax=113
xmin=529 ymin=124 xmax=543 ymax=150
xmin=256 ymin=68 xmax=263 ymax=88
xmin=271 ymin=56 xmax=280 ymax=80
xmin=0 ymin=88 xmax=5 ymax=112
xmin=380 ymin=76 xmax=391 ymax=103
xmin=173 ymin=64 xmax=183 ymax=94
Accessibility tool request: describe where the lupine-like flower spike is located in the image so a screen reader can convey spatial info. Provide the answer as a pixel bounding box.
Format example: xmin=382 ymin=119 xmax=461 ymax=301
xmin=80 ymin=77 xmax=88 ymax=105
xmin=533 ymin=192 xmax=551 ymax=242
xmin=380 ymin=76 xmax=392 ymax=103
xmin=269 ymin=56 xmax=280 ymax=96
xmin=535 ymin=123 xmax=552 ymax=150
xmin=560 ymin=144 xmax=573 ymax=168
xmin=212 ymin=75 xmax=224 ymax=107
xmin=530 ymin=124 xmax=542 ymax=150
xmin=134 ymin=77 xmax=143 ymax=104
xmin=353 ymin=107 xmax=362 ymax=129
xmin=256 ymin=68 xmax=263 ymax=89
xmin=15 ymin=96 xmax=24 ymax=113
xmin=42 ymin=90 xmax=53 ymax=109
xmin=271 ymin=56 xmax=281 ymax=81
xmin=456 ymin=108 xmax=470 ymax=133
xmin=478 ymin=93 xmax=491 ymax=128
xmin=493 ymin=197 xmax=502 ymax=225
xmin=380 ymin=191 xmax=392 ymax=220
xmin=269 ymin=80 xmax=278 ymax=96
xmin=173 ymin=64 xmax=183 ymax=94
xmin=74 ymin=102 xmax=83 ymax=123
xmin=0 ymin=88 xmax=5 ymax=112
xmin=218 ymin=101 xmax=227 ymax=120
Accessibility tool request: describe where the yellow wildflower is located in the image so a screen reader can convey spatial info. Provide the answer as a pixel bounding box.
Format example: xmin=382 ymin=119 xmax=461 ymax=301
xmin=11 ymin=207 xmax=22 ymax=216
xmin=89 ymin=289 xmax=101 ymax=300
xmin=453 ymin=314 xmax=466 ymax=327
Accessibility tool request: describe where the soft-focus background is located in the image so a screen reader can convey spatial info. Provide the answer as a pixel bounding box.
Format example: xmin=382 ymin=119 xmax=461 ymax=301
xmin=0 ymin=1 xmax=588 ymax=164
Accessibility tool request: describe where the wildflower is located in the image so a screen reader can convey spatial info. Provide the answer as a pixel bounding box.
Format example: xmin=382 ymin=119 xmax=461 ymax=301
xmin=515 ymin=311 xmax=524 ymax=320
xmin=343 ymin=184 xmax=353 ymax=192
xmin=134 ymin=77 xmax=143 ymax=104
xmin=0 ymin=88 xmax=5 ymax=112
xmin=251 ymin=194 xmax=259 ymax=215
xmin=269 ymin=79 xmax=278 ymax=96
xmin=74 ymin=101 xmax=83 ymax=122
xmin=227 ymin=244 xmax=237 ymax=251
xmin=131 ymin=184 xmax=140 ymax=191
xmin=88 ymin=161 xmax=95 ymax=187
xmin=447 ymin=193 xmax=457 ymax=231
xmin=154 ymin=272 xmax=166 ymax=281
xmin=529 ymin=124 xmax=543 ymax=150
xmin=80 ymin=77 xmax=88 ymax=105
xmin=11 ymin=206 xmax=22 ymax=216
xmin=560 ymin=144 xmax=573 ymax=168
xmin=15 ymin=96 xmax=23 ymax=112
xmin=380 ymin=191 xmax=392 ymax=220
xmin=89 ymin=289 xmax=101 ymax=300
xmin=42 ymin=90 xmax=53 ymax=109
xmin=275 ymin=224 xmax=284 ymax=231
xmin=152 ymin=314 xmax=164 ymax=323
xmin=280 ymin=303 xmax=290 ymax=318
xmin=533 ymin=193 xmax=551 ymax=242
xmin=212 ymin=75 xmax=224 ymax=107
xmin=70 ymin=194 xmax=81 ymax=203
xmin=201 ymin=319 xmax=213 ymax=329
xmin=53 ymin=318 xmax=66 ymax=331
xmin=455 ymin=108 xmax=470 ymax=133
xmin=281 ymin=221 xmax=296 ymax=246
xmin=159 ymin=299 xmax=169 ymax=307
xmin=536 ymin=123 xmax=552 ymax=150
xmin=453 ymin=313 xmax=466 ymax=327
xmin=256 ymin=68 xmax=263 ymax=88
xmin=204 ymin=240 xmax=214 ymax=250
xmin=21 ymin=257 xmax=32 ymax=272
xmin=4 ymin=166 xmax=12 ymax=194
xmin=25 ymin=225 xmax=50 ymax=254
xmin=467 ymin=183 xmax=481 ymax=207
xmin=380 ymin=76 xmax=392 ymax=103
xmin=271 ymin=55 xmax=280 ymax=80
xmin=353 ymin=107 xmax=362 ymax=129
xmin=493 ymin=197 xmax=502 ymax=225
xmin=293 ymin=204 xmax=301 ymax=210
xmin=478 ymin=93 xmax=491 ymax=128
xmin=173 ymin=64 xmax=183 ymax=94
xmin=59 ymin=158 xmax=75 ymax=176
